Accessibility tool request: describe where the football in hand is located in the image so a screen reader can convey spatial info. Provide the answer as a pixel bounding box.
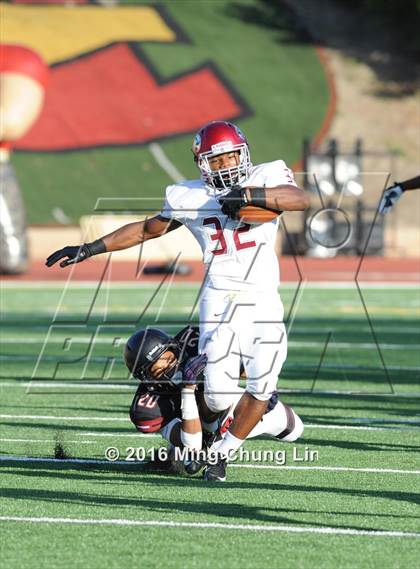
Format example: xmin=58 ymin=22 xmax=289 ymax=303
xmin=235 ymin=186 xmax=281 ymax=224
xmin=236 ymin=205 xmax=279 ymax=224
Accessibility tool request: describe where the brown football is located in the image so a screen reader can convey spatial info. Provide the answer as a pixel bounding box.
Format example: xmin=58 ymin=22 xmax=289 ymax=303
xmin=237 ymin=205 xmax=279 ymax=224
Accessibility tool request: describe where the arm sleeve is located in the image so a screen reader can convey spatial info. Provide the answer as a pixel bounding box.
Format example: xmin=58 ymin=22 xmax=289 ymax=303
xmin=160 ymin=185 xmax=185 ymax=222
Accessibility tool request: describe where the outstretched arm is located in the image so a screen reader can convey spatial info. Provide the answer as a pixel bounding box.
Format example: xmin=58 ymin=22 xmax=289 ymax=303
xmin=101 ymin=216 xmax=181 ymax=252
xmin=46 ymin=215 xmax=181 ymax=268
xmin=399 ymin=175 xmax=420 ymax=192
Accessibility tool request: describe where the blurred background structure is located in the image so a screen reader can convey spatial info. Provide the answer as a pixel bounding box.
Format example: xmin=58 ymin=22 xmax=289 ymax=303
xmin=1 ymin=0 xmax=419 ymax=274
xmin=0 ymin=44 xmax=49 ymax=273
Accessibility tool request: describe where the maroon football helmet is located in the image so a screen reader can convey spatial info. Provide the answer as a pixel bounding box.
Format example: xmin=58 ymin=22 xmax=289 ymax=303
xmin=192 ymin=121 xmax=252 ymax=191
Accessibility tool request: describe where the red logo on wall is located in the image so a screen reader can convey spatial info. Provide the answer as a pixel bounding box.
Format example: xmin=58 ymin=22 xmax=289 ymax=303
xmin=14 ymin=4 xmax=251 ymax=151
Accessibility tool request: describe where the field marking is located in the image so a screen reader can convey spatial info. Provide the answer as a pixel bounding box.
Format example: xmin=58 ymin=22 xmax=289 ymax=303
xmin=0 ymin=515 xmax=419 ymax=538
xmin=0 ymin=438 xmax=95 ymax=444
xmin=0 ymin=381 xmax=137 ymax=390
xmin=1 ymin=381 xmax=419 ymax=401
xmin=231 ymin=464 xmax=420 ymax=475
xmin=80 ymin=432 xmax=160 ymax=438
xmin=3 ymin=337 xmax=418 ymax=350
xmin=305 ymin=423 xmax=420 ymax=432
xmin=1 ymin=414 xmax=419 ymax=432
xmin=2 ymin=326 xmax=418 ymax=334
xmin=339 ymin=417 xmax=420 ymax=425
xmin=1 ymin=354 xmax=418 ymax=372
xmin=1 ymin=282 xmax=419 ymax=289
xmin=0 ymin=414 xmax=128 ymax=422
xmin=148 ymin=142 xmax=185 ymax=182
xmin=286 ymin=363 xmax=419 ymax=371
xmin=279 ymin=388 xmax=420 ymax=398
xmin=2 ymin=455 xmax=420 ymax=476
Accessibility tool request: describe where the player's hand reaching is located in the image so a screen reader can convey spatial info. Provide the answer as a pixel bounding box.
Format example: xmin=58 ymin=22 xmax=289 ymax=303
xmin=378 ymin=184 xmax=403 ymax=215
xmin=182 ymin=354 xmax=207 ymax=386
xmin=46 ymin=239 xmax=106 ymax=268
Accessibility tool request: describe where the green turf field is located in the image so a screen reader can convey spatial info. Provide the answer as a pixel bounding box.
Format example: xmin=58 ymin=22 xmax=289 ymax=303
xmin=12 ymin=0 xmax=329 ymax=224
xmin=1 ymin=283 xmax=419 ymax=568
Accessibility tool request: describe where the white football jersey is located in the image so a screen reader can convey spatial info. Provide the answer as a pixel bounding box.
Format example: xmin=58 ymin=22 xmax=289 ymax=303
xmin=160 ymin=160 xmax=298 ymax=292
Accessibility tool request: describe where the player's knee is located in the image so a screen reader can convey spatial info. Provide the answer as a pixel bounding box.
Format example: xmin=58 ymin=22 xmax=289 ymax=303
xmin=278 ymin=406 xmax=304 ymax=442
xmin=245 ymin=372 xmax=279 ymax=402
xmin=204 ymin=390 xmax=233 ymax=413
xmin=245 ymin=385 xmax=274 ymax=402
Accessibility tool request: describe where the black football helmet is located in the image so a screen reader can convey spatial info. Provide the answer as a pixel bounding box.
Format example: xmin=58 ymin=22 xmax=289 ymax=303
xmin=124 ymin=328 xmax=180 ymax=388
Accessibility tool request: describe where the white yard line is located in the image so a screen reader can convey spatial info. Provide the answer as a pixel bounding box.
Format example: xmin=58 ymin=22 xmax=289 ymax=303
xmin=278 ymin=388 xmax=419 ymax=398
xmin=1 ymin=382 xmax=419 ymax=401
xmin=1 ymin=327 xmax=418 ymax=335
xmin=285 ymin=363 xmax=419 ymax=371
xmin=1 ymin=354 xmax=418 ymax=372
xmin=0 ymin=381 xmax=136 ymax=390
xmin=1 ymin=282 xmax=419 ymax=289
xmin=0 ymin=414 xmax=128 ymax=422
xmin=148 ymin=142 xmax=185 ymax=183
xmin=289 ymin=341 xmax=420 ymax=350
xmin=80 ymin=432 xmax=160 ymax=438
xmin=305 ymin=423 xmax=419 ymax=431
xmin=0 ymin=456 xmax=149 ymax=464
xmin=231 ymin=464 xmax=420 ymax=475
xmin=1 ymin=456 xmax=419 ymax=476
xmin=2 ymin=337 xmax=418 ymax=350
xmin=0 ymin=439 xmax=95 ymax=444
xmin=338 ymin=417 xmax=420 ymax=425
xmin=0 ymin=515 xmax=419 ymax=538
xmin=0 ymin=414 xmax=418 ymax=432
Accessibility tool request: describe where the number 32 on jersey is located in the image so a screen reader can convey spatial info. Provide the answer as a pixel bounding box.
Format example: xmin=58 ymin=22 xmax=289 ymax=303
xmin=203 ymin=217 xmax=256 ymax=256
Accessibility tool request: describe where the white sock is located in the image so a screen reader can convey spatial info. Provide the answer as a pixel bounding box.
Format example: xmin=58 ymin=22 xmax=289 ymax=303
xmin=248 ymin=402 xmax=287 ymax=438
xmin=214 ymin=431 xmax=244 ymax=460
xmin=247 ymin=403 xmax=304 ymax=441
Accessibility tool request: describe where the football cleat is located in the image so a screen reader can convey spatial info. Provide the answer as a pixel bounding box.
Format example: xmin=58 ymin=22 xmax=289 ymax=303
xmin=184 ymin=456 xmax=206 ymax=476
xmin=203 ymin=454 xmax=227 ymax=482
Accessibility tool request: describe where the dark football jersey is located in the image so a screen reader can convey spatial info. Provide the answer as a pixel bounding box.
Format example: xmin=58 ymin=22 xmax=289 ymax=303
xmin=129 ymin=326 xmax=200 ymax=432
xmin=129 ymin=325 xmax=276 ymax=433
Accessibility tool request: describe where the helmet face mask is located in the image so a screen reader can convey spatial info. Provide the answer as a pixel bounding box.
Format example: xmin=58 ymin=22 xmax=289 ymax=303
xmin=124 ymin=328 xmax=180 ymax=390
xmin=198 ymin=144 xmax=251 ymax=192
xmin=135 ymin=354 xmax=180 ymax=390
xmin=192 ymin=121 xmax=252 ymax=193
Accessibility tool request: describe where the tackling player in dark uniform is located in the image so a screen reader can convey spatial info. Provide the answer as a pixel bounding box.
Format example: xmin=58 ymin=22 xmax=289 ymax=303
xmin=126 ymin=326 xmax=207 ymax=455
xmin=124 ymin=325 xmax=304 ymax=476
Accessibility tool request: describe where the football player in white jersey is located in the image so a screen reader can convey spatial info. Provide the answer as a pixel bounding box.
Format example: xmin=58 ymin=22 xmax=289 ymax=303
xmin=46 ymin=120 xmax=309 ymax=481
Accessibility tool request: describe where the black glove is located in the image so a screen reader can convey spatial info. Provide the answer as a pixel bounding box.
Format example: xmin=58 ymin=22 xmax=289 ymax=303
xmin=45 ymin=239 xmax=106 ymax=268
xmin=220 ymin=185 xmax=248 ymax=219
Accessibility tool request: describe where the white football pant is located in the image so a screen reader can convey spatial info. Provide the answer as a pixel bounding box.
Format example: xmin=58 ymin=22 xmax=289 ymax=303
xmin=199 ymin=289 xmax=287 ymax=412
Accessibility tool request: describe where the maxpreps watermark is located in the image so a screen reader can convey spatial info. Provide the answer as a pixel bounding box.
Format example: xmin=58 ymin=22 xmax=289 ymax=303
xmin=105 ymin=446 xmax=319 ymax=465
